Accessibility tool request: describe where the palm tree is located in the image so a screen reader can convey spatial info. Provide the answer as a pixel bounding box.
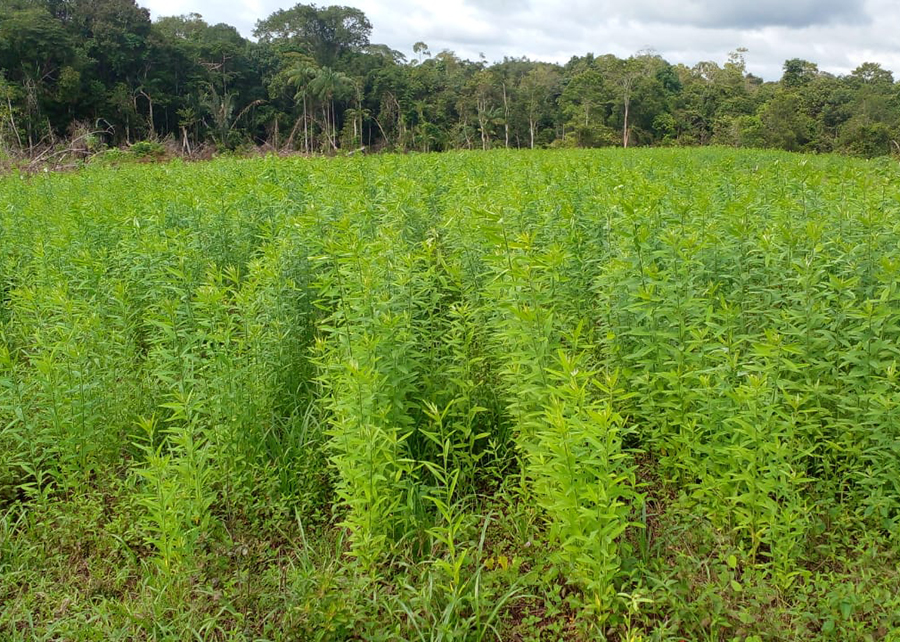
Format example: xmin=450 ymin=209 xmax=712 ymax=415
xmin=307 ymin=67 xmax=353 ymax=151
xmin=201 ymin=84 xmax=264 ymax=149
xmin=202 ymin=84 xmax=234 ymax=147
xmin=286 ymin=57 xmax=318 ymax=153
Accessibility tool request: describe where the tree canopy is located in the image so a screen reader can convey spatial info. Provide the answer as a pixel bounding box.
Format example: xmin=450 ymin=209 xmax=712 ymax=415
xmin=1 ymin=0 xmax=898 ymax=158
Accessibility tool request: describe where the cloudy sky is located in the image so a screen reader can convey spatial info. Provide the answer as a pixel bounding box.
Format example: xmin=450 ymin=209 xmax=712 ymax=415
xmin=142 ymin=0 xmax=900 ymax=80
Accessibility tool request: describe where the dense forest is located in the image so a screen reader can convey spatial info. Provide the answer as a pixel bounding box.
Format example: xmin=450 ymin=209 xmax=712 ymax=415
xmin=1 ymin=0 xmax=899 ymax=158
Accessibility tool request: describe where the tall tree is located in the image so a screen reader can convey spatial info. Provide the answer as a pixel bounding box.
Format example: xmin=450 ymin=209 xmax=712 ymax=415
xmin=520 ymin=64 xmax=559 ymax=148
xmin=560 ymin=59 xmax=612 ymax=147
xmin=606 ymin=52 xmax=657 ymax=148
xmin=782 ymin=58 xmax=819 ymax=88
xmin=254 ymin=4 xmax=371 ymax=68
xmin=284 ymin=53 xmax=318 ymax=151
xmin=306 ymin=65 xmax=352 ymax=149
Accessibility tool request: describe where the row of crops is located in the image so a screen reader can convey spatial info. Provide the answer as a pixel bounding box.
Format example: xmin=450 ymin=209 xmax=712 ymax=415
xmin=1 ymin=149 xmax=899 ymax=640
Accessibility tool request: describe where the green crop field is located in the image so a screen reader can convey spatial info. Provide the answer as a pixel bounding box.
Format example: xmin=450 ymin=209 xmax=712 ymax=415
xmin=1 ymin=149 xmax=899 ymax=641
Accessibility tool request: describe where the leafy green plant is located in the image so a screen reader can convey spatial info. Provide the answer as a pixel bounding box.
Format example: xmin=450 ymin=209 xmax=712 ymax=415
xmin=2 ymin=149 xmax=900 ymax=641
xmin=129 ymin=140 xmax=166 ymax=159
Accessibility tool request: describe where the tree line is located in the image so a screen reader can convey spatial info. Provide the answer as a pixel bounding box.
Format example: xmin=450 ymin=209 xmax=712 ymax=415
xmin=1 ymin=0 xmax=899 ymax=158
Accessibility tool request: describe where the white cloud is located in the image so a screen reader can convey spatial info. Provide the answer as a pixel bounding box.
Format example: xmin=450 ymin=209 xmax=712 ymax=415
xmin=141 ymin=0 xmax=900 ymax=80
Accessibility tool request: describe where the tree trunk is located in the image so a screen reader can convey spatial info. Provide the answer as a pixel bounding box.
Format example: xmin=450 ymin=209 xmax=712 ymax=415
xmin=330 ymin=100 xmax=338 ymax=150
xmin=142 ymin=91 xmax=155 ymax=138
xmin=623 ymin=98 xmax=630 ymax=148
xmin=356 ymin=88 xmax=363 ymax=148
xmin=478 ymin=98 xmax=489 ymax=151
xmin=6 ymin=95 xmax=22 ymax=149
xmin=373 ymin=115 xmax=390 ymax=148
xmin=287 ymin=112 xmax=305 ymax=149
xmin=303 ymin=94 xmax=309 ymax=153
xmin=529 ymin=117 xmax=535 ymax=149
xmin=502 ymin=82 xmax=509 ymax=149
